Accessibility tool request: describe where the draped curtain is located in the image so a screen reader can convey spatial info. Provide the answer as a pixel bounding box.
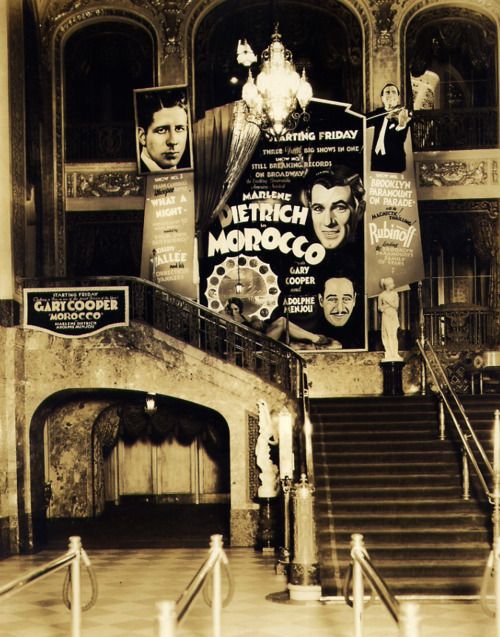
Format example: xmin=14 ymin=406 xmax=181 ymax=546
xmin=193 ymin=100 xmax=261 ymax=236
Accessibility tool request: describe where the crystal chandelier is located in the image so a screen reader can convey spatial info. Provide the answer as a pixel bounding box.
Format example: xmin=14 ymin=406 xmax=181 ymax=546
xmin=241 ymin=26 xmax=313 ymax=141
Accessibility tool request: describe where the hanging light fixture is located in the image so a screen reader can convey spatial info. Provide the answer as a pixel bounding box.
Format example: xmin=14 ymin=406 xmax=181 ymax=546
xmin=241 ymin=25 xmax=313 ymax=141
xmin=144 ymin=393 xmax=157 ymax=415
xmin=235 ymin=255 xmax=244 ymax=295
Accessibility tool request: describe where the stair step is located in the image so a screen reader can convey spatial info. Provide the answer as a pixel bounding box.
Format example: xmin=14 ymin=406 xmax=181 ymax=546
xmin=315 ymin=474 xmax=461 ymax=486
xmin=316 ymin=486 xmax=465 ymax=498
xmin=318 ymin=546 xmax=489 ymax=561
xmin=318 ymin=528 xmax=490 ymax=543
xmin=315 ymin=500 xmax=484 ymax=514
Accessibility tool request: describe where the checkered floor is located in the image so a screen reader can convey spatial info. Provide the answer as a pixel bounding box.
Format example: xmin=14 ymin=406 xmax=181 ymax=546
xmin=0 ymin=545 xmax=497 ymax=637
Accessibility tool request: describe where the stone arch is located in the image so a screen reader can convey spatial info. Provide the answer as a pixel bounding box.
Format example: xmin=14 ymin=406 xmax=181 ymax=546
xmin=185 ymin=0 xmax=370 ymax=117
xmin=399 ymin=1 xmax=498 ymax=107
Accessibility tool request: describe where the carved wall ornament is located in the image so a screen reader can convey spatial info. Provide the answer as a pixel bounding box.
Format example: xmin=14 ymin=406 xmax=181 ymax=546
xmin=418 ymin=161 xmax=489 ymax=188
xmin=372 ymin=0 xmax=398 ymax=49
xmin=130 ymin=0 xmax=192 ymax=60
xmin=66 ymin=170 xmax=145 ymax=198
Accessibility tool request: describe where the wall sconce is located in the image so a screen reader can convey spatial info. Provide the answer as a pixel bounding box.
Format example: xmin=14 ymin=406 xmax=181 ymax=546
xmin=144 ymin=393 xmax=157 ymax=415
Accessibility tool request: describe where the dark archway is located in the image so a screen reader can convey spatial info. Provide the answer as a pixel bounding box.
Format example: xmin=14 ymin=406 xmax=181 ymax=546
xmin=193 ymin=0 xmax=364 ymax=120
xmin=29 ymin=389 xmax=230 ymax=551
xmin=64 ymin=20 xmax=155 ymax=162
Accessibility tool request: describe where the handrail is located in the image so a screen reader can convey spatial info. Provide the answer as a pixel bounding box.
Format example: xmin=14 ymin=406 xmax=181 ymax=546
xmin=344 ymin=534 xmax=420 ymax=637
xmin=157 ymin=534 xmax=232 ymax=637
xmin=19 ymin=275 xmax=305 ymax=397
xmin=0 ymin=536 xmax=96 ymax=637
xmin=417 ymin=337 xmax=494 ymax=501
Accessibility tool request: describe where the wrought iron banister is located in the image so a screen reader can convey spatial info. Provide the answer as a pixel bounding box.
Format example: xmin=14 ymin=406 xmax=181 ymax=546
xmin=417 ymin=337 xmax=493 ymax=501
xmin=19 ymin=276 xmax=305 ymax=397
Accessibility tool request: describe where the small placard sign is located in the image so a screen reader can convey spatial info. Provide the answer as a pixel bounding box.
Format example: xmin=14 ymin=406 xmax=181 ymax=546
xmin=23 ymin=287 xmax=129 ymax=338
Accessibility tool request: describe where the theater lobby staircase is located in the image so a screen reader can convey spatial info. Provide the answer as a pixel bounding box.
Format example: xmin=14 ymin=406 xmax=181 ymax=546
xmin=311 ymin=394 xmax=499 ymax=598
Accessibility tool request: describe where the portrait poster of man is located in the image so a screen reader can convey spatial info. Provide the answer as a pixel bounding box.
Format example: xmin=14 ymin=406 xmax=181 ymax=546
xmin=200 ymin=99 xmax=367 ymax=352
xmin=134 ymin=85 xmax=193 ymax=175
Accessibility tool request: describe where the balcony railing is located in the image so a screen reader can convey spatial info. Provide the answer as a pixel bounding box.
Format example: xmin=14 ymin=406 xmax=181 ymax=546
xmin=19 ymin=276 xmax=304 ymax=397
xmin=65 ymin=123 xmax=135 ymax=162
xmin=412 ymin=108 xmax=498 ymax=151
xmin=424 ymin=304 xmax=499 ymax=349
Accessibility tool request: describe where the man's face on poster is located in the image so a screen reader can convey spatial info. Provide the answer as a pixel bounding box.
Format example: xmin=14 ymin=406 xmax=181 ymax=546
xmin=138 ymin=105 xmax=188 ymax=169
xmin=381 ymin=84 xmax=400 ymax=111
xmin=310 ymin=184 xmax=354 ymax=250
xmin=319 ymin=277 xmax=356 ymax=327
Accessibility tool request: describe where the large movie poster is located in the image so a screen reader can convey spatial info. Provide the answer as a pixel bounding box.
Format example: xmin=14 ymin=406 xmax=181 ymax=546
xmin=201 ymin=100 xmax=367 ymax=351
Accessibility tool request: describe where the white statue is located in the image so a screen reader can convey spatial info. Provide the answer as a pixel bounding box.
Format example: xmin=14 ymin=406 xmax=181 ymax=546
xmin=255 ymin=399 xmax=279 ymax=498
xmin=378 ymin=277 xmax=403 ymax=362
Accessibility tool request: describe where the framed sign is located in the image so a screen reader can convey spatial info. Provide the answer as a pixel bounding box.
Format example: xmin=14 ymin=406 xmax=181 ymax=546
xmin=23 ymin=287 xmax=129 ymax=338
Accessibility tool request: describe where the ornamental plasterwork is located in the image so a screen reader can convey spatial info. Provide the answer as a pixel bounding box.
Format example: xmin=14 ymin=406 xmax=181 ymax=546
xmin=129 ymin=0 xmax=192 ymax=60
xmin=66 ymin=170 xmax=145 ymax=198
xmin=418 ymin=161 xmax=489 ymax=188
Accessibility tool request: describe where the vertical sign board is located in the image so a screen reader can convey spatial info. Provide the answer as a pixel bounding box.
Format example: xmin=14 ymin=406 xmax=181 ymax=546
xmin=201 ymin=100 xmax=367 ymax=351
xmin=23 ymin=287 xmax=129 ymax=338
xmin=140 ymin=171 xmax=197 ymax=298
xmin=364 ymin=123 xmax=424 ymax=297
xmin=134 ymin=84 xmax=197 ymax=299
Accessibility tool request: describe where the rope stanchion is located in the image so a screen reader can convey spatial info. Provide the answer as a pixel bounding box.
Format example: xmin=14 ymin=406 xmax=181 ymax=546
xmin=159 ymin=534 xmax=233 ymax=637
xmin=0 ymin=535 xmax=97 ymax=637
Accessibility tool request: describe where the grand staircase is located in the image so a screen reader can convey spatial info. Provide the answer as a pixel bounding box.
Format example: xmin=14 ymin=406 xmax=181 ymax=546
xmin=312 ymin=394 xmax=499 ymax=598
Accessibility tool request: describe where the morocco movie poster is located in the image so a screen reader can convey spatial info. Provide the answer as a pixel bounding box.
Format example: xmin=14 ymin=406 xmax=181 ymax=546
xmin=201 ymin=99 xmax=367 ymax=352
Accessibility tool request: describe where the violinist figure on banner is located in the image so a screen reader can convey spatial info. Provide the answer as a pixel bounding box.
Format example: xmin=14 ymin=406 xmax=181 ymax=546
xmin=367 ymin=83 xmax=412 ymax=174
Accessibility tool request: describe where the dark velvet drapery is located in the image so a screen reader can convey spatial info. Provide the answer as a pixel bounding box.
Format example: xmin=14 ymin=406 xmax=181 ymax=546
xmin=193 ymin=100 xmax=260 ymax=236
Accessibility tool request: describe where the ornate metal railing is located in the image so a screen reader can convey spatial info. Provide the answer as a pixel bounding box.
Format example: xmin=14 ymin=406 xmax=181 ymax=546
xmin=423 ymin=305 xmax=498 ymax=350
xmin=19 ymin=276 xmax=304 ymax=397
xmin=412 ymin=108 xmax=498 ymax=151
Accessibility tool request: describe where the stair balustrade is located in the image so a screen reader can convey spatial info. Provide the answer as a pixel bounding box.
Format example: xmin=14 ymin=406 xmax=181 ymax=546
xmin=19 ymin=276 xmax=305 ymax=396
xmin=343 ymin=533 xmax=421 ymax=637
xmin=0 ymin=536 xmax=97 ymax=637
xmin=417 ymin=338 xmax=494 ymax=501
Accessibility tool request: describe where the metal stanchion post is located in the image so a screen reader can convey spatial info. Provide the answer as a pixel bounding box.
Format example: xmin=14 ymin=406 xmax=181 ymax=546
xmin=351 ymin=534 xmax=365 ymax=637
xmin=277 ymin=476 xmax=292 ymax=575
xmin=438 ymin=398 xmax=445 ymax=441
xmin=493 ymin=410 xmax=500 ymax=637
xmin=399 ymin=601 xmax=420 ymax=637
xmin=417 ymin=281 xmax=426 ymax=395
xmin=210 ymin=535 xmax=222 ymax=637
xmin=157 ymin=600 xmax=177 ymax=637
xmin=462 ymin=438 xmax=471 ymax=501
xmin=69 ymin=536 xmax=82 ymax=637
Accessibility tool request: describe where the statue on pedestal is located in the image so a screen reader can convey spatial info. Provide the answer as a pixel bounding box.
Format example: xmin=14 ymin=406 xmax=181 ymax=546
xmin=378 ymin=277 xmax=403 ymax=362
xmin=255 ymin=399 xmax=279 ymax=498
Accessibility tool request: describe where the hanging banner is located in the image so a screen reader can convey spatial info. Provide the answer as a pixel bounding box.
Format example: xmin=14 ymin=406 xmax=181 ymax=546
xmin=23 ymin=287 xmax=129 ymax=338
xmin=364 ymin=86 xmax=424 ymax=297
xmin=140 ymin=172 xmax=196 ymax=298
xmin=201 ymin=100 xmax=367 ymax=351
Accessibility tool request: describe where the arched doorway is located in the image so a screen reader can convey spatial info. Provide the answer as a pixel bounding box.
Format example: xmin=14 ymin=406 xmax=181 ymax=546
xmin=31 ymin=390 xmax=230 ymax=549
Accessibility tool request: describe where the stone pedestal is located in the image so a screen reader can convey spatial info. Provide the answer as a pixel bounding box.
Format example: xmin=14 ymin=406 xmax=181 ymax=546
xmin=256 ymin=497 xmax=278 ymax=553
xmin=380 ymin=360 xmax=405 ymax=396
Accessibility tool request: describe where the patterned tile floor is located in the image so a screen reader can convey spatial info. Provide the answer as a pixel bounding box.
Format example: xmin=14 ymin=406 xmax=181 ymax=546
xmin=0 ymin=546 xmax=497 ymax=637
